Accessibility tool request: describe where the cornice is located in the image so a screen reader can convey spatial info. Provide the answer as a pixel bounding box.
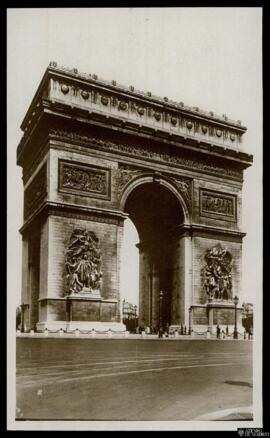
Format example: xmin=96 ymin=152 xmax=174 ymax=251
xmin=135 ymin=224 xmax=246 ymax=246
xmin=18 ymin=62 xmax=251 ymax=159
xmin=44 ymin=62 xmax=247 ymax=130
xmin=174 ymin=223 xmax=246 ymax=242
xmin=19 ymin=201 xmax=128 ymax=235
xmin=17 ymin=105 xmax=253 ymax=168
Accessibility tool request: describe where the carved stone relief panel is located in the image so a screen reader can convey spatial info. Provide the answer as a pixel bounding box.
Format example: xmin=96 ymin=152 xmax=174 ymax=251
xmin=24 ymin=162 xmax=47 ymax=219
xmin=65 ymin=229 xmax=102 ymax=296
xmin=58 ymin=160 xmax=111 ymax=200
xmin=173 ymin=177 xmax=192 ymax=209
xmin=199 ymin=189 xmax=237 ymax=222
xmin=116 ymin=163 xmax=193 ymax=214
xmin=117 ymin=164 xmax=144 ymax=196
xmin=201 ymin=244 xmax=233 ymax=302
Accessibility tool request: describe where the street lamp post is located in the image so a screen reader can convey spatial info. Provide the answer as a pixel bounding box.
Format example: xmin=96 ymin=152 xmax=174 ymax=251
xmin=233 ymin=295 xmax=239 ymax=339
xmin=158 ymin=291 xmax=164 ymax=338
xmin=134 ymin=305 xmax=137 ymax=332
xmin=149 ymin=258 xmax=153 ymax=332
xmin=188 ymin=306 xmax=192 ymax=335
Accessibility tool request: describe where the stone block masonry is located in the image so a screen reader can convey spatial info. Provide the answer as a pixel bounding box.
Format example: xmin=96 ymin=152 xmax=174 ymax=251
xmin=17 ymin=63 xmax=252 ymax=332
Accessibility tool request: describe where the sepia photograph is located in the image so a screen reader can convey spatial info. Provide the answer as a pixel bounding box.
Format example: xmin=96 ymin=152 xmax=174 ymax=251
xmin=7 ymin=7 xmax=263 ymax=431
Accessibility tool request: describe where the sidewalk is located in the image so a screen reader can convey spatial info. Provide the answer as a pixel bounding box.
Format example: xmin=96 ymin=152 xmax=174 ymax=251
xmin=16 ymin=332 xmax=252 ymax=340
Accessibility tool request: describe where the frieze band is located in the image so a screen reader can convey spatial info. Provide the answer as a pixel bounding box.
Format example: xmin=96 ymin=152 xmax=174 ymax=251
xmin=58 ymin=160 xmax=111 ymax=200
xmin=50 ymin=129 xmax=243 ymax=181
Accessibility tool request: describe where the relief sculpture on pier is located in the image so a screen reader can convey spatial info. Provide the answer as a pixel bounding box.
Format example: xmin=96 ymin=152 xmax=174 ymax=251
xmin=65 ymin=229 xmax=102 ymax=296
xmin=201 ymin=244 xmax=233 ymax=302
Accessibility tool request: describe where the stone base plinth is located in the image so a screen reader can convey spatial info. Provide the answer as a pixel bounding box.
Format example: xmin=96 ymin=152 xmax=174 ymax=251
xmin=36 ymin=321 xmax=126 ymax=332
xmin=67 ymin=295 xmax=118 ymax=322
xmin=69 ymin=289 xmax=102 ymax=300
xmin=191 ymin=302 xmax=242 ymax=326
xmin=38 ymin=295 xmax=120 ymax=332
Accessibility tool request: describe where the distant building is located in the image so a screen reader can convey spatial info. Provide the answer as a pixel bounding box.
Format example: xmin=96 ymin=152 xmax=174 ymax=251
xmin=122 ymin=300 xmax=138 ymax=332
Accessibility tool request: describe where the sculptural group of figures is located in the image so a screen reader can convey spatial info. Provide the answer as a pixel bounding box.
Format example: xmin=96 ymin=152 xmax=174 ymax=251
xmin=62 ymin=165 xmax=107 ymax=193
xmin=202 ymin=194 xmax=234 ymax=216
xmin=202 ymin=244 xmax=233 ymax=301
xmin=65 ymin=229 xmax=102 ymax=294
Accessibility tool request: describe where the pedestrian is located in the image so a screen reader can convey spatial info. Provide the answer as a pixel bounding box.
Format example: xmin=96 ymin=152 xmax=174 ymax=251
xmin=222 ymin=330 xmax=225 ymax=339
xmin=16 ymin=307 xmax=21 ymax=330
xmin=180 ymin=324 xmax=183 ymax=335
xmin=216 ymin=324 xmax=221 ymax=339
xmin=226 ymin=326 xmax=229 ymax=336
xmin=184 ymin=325 xmax=187 ymax=335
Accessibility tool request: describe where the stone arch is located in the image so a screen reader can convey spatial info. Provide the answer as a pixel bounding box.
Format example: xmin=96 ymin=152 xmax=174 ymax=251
xmin=119 ymin=173 xmax=191 ymax=331
xmin=119 ymin=173 xmax=191 ymax=226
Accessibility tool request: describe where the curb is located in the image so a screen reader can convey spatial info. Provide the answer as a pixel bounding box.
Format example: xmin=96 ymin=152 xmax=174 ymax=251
xmin=16 ymin=333 xmax=251 ymax=341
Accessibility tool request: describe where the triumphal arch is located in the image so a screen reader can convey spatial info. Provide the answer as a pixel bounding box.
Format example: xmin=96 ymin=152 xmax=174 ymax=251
xmin=17 ymin=63 xmax=253 ymax=333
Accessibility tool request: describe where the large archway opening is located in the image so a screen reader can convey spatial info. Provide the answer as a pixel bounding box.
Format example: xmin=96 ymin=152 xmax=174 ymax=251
xmin=122 ymin=180 xmax=185 ymax=333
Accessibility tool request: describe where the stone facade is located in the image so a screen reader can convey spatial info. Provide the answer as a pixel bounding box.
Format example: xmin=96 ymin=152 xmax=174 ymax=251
xmin=17 ymin=63 xmax=252 ymax=332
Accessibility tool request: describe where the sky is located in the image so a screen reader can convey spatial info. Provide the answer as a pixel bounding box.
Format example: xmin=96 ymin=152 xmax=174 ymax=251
xmin=7 ymin=8 xmax=262 ymax=310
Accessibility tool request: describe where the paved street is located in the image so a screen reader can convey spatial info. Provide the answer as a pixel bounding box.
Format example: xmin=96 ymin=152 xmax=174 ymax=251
xmin=16 ymin=338 xmax=252 ymax=421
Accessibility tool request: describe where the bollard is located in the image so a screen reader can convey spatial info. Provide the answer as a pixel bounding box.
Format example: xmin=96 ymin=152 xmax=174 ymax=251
xmin=75 ymin=328 xmax=79 ymax=337
xmin=108 ymin=329 xmax=112 ymax=338
xmin=44 ymin=328 xmax=48 ymax=337
xmin=16 ymin=329 xmax=21 ymax=334
xmin=141 ymin=330 xmax=145 ymax=338
xmin=174 ymin=331 xmax=179 ymax=338
xmin=191 ymin=330 xmax=195 ymax=337
xmin=91 ymin=328 xmax=95 ymax=338
xmin=125 ymin=331 xmax=129 ymax=338
xmin=59 ymin=328 xmax=64 ymax=336
xmin=30 ymin=329 xmax=34 ymax=336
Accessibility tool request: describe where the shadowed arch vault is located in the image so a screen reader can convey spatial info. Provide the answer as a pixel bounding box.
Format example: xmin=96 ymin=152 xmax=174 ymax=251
xmin=123 ymin=180 xmax=188 ymax=331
